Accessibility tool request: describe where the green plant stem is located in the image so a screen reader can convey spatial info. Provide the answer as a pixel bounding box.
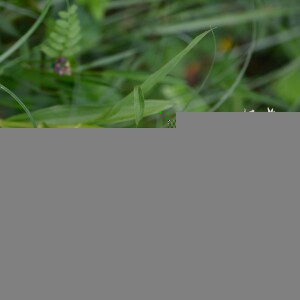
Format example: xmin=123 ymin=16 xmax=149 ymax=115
xmin=0 ymin=83 xmax=37 ymax=128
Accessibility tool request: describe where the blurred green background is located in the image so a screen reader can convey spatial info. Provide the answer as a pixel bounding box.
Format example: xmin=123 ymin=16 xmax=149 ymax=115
xmin=0 ymin=0 xmax=300 ymax=127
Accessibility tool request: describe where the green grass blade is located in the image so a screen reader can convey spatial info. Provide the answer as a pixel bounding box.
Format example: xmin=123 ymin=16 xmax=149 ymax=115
xmin=75 ymin=49 xmax=138 ymax=72
xmin=0 ymin=2 xmax=38 ymax=19
xmin=102 ymin=29 xmax=212 ymax=122
xmin=99 ymin=100 xmax=175 ymax=125
xmin=5 ymin=99 xmax=176 ymax=127
xmin=108 ymin=0 xmax=161 ymax=9
xmin=182 ymin=27 xmax=217 ymax=112
xmin=141 ymin=6 xmax=300 ymax=35
xmin=134 ymin=86 xmax=145 ymax=126
xmin=0 ymin=0 xmax=52 ymax=64
xmin=6 ymin=105 xmax=109 ymax=126
xmin=0 ymin=83 xmax=37 ymax=128
xmin=141 ymin=29 xmax=212 ymax=94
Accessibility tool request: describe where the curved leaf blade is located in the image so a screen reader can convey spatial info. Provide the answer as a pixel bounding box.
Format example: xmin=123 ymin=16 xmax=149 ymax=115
xmin=134 ymin=86 xmax=145 ymax=126
xmin=0 ymin=0 xmax=52 ymax=64
xmin=103 ymin=29 xmax=212 ymax=121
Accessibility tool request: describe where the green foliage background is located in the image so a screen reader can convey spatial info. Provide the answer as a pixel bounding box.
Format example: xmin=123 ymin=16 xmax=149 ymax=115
xmin=0 ymin=0 xmax=300 ymax=127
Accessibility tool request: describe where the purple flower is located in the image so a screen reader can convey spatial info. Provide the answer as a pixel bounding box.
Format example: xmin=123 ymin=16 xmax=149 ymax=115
xmin=57 ymin=57 xmax=67 ymax=64
xmin=53 ymin=57 xmax=72 ymax=76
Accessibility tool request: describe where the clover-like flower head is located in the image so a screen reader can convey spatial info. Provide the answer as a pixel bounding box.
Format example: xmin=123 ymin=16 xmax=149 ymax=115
xmin=53 ymin=57 xmax=72 ymax=76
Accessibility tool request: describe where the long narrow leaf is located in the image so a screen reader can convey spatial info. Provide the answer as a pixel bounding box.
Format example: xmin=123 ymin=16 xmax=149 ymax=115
xmin=6 ymin=100 xmax=176 ymax=127
xmin=7 ymin=105 xmax=109 ymax=126
xmin=102 ymin=29 xmax=212 ymax=122
xmin=0 ymin=83 xmax=37 ymax=127
xmin=134 ymin=86 xmax=145 ymax=126
xmin=100 ymin=100 xmax=175 ymax=125
xmin=140 ymin=6 xmax=300 ymax=35
xmin=0 ymin=0 xmax=52 ymax=64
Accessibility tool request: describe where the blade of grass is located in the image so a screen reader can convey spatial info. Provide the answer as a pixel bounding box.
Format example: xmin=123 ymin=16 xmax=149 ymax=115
xmin=6 ymin=99 xmax=175 ymax=127
xmin=98 ymin=100 xmax=175 ymax=125
xmin=0 ymin=0 xmax=52 ymax=64
xmin=134 ymin=86 xmax=145 ymax=126
xmin=101 ymin=28 xmax=213 ymax=122
xmin=108 ymin=0 xmax=161 ymax=9
xmin=141 ymin=30 xmax=212 ymax=94
xmin=75 ymin=49 xmax=138 ymax=72
xmin=0 ymin=2 xmax=38 ymax=18
xmin=248 ymin=56 xmax=300 ymax=89
xmin=0 ymin=83 xmax=37 ymax=127
xmin=6 ymin=105 xmax=109 ymax=126
xmin=140 ymin=6 xmax=300 ymax=35
xmin=100 ymin=70 xmax=185 ymax=84
xmin=0 ymin=120 xmax=34 ymax=128
xmin=181 ymin=27 xmax=217 ymax=112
